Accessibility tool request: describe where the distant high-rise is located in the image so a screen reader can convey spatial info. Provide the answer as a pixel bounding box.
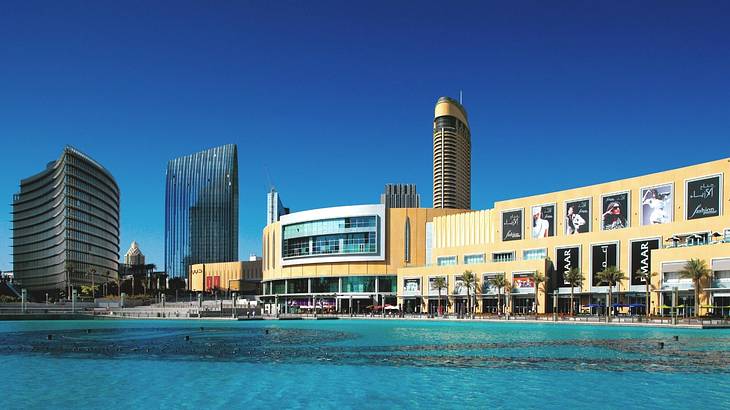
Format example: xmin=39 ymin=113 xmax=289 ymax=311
xmin=433 ymin=96 xmax=471 ymax=209
xmin=267 ymin=188 xmax=290 ymax=225
xmin=380 ymin=184 xmax=420 ymax=208
xmin=165 ymin=144 xmax=238 ymax=278
xmin=124 ymin=241 xmax=145 ymax=266
xmin=12 ymin=146 xmax=120 ymax=291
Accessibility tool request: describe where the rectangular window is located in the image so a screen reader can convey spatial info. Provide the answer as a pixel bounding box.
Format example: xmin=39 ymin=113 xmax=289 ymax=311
xmin=437 ymin=256 xmax=457 ymax=266
xmin=342 ymin=276 xmax=375 ymax=293
xmin=523 ymin=248 xmax=547 ymax=261
xmin=287 ymin=278 xmax=308 ymax=294
xmin=378 ymin=276 xmax=397 ymax=293
xmin=311 ymin=277 xmax=339 ymax=293
xmin=463 ymin=254 xmax=485 ymax=265
xmin=492 ymin=252 xmax=515 ymax=263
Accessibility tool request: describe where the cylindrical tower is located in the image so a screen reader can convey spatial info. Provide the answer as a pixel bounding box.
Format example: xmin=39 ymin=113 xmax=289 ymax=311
xmin=433 ymin=96 xmax=471 ymax=209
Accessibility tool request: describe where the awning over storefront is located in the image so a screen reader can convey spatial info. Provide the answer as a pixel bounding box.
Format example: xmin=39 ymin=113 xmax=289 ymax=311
xmin=712 ymin=258 xmax=730 ymax=271
xmin=662 ymin=261 xmax=686 ymax=273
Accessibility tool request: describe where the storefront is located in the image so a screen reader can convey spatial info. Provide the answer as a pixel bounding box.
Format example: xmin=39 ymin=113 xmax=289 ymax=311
xmin=481 ymin=297 xmax=498 ymax=313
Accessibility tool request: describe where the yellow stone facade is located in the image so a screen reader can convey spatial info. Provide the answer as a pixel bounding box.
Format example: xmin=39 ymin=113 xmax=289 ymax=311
xmin=189 ymin=260 xmax=262 ymax=293
xmin=262 ymin=207 xmax=465 ymax=281
xmin=398 ymin=158 xmax=730 ymax=315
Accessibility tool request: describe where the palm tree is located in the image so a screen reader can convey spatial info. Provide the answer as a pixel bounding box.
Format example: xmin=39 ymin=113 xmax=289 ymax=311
xmin=564 ymin=268 xmax=583 ymax=316
xmin=458 ymin=270 xmax=478 ymax=318
xmin=431 ymin=276 xmax=448 ymax=317
xmin=531 ymin=271 xmax=547 ymax=315
xmin=635 ymin=269 xmax=657 ymax=318
xmin=596 ymin=266 xmax=627 ymax=318
xmin=679 ymin=259 xmax=711 ymax=317
xmin=489 ymin=274 xmax=508 ymax=315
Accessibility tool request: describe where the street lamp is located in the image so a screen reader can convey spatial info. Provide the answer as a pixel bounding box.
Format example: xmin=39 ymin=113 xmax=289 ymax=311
xmin=88 ymin=268 xmax=96 ymax=301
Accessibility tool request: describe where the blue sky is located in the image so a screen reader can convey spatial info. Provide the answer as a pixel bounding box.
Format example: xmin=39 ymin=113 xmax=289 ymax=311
xmin=1 ymin=1 xmax=729 ymax=272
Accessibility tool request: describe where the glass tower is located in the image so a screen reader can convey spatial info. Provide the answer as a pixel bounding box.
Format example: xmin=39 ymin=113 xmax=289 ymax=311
xmin=165 ymin=144 xmax=238 ymax=278
xmin=12 ymin=146 xmax=120 ymax=291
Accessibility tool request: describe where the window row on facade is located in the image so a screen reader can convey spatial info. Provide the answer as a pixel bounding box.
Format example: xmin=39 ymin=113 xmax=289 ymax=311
xmin=263 ymin=275 xmax=397 ymax=295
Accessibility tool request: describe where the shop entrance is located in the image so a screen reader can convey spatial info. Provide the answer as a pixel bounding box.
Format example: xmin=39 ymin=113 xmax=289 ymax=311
xmin=512 ymin=296 xmax=534 ymax=314
xmin=481 ymin=298 xmax=498 ymax=314
xmin=453 ymin=298 xmax=467 ymax=316
xmin=428 ymin=298 xmax=448 ymax=315
xmin=403 ymin=298 xmax=421 ymax=313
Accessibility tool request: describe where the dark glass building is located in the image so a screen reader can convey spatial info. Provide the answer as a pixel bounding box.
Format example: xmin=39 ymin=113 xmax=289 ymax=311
xmin=165 ymin=144 xmax=238 ymax=278
xmin=12 ymin=146 xmax=120 ymax=291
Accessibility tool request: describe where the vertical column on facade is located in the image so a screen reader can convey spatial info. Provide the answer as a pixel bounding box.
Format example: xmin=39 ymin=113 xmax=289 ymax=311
xmin=284 ymin=279 xmax=289 ymax=314
xmin=375 ymin=276 xmax=380 ymax=312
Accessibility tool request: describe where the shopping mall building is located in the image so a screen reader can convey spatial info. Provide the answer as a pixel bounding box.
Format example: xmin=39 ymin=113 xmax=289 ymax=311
xmin=262 ymin=158 xmax=730 ymax=316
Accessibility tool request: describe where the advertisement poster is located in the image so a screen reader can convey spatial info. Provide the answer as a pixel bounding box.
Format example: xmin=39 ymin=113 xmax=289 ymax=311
xmin=591 ymin=243 xmax=618 ymax=286
xmin=428 ymin=276 xmax=447 ymax=292
xmin=686 ymin=175 xmax=722 ymax=220
xmin=513 ymin=273 xmax=535 ymax=289
xmin=601 ymin=192 xmax=629 ymax=230
xmin=501 ymin=209 xmax=524 ymax=241
xmin=630 ymin=239 xmax=660 ymax=286
xmin=453 ymin=278 xmax=468 ymax=295
xmin=404 ymin=278 xmax=420 ymax=293
xmin=565 ymin=199 xmax=591 ymax=235
xmin=641 ymin=184 xmax=673 ymax=225
xmin=555 ymin=246 xmax=581 ymax=287
xmin=205 ymin=275 xmax=221 ymax=291
xmin=531 ymin=204 xmax=555 ymax=238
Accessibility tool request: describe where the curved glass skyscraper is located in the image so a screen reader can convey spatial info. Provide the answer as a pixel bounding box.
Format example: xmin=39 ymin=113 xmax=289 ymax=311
xmin=165 ymin=144 xmax=238 ymax=278
xmin=12 ymin=146 xmax=120 ymax=291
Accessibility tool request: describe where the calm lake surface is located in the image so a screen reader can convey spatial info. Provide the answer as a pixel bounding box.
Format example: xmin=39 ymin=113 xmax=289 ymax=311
xmin=2 ymin=319 xmax=730 ymax=409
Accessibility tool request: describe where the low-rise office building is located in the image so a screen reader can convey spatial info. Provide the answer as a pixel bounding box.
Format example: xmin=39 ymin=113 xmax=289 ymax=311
xmin=397 ymin=157 xmax=730 ymax=316
xmin=189 ymin=259 xmax=263 ymax=296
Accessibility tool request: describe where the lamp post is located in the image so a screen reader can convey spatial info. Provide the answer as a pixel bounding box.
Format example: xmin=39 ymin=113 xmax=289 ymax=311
xmin=88 ymin=268 xmax=96 ymax=301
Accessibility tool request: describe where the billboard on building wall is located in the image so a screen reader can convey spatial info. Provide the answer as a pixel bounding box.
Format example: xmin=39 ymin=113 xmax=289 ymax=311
xmin=686 ymin=175 xmax=722 ymax=220
xmin=591 ymin=243 xmax=618 ymax=286
xmin=205 ymin=275 xmax=221 ymax=291
xmin=565 ymin=199 xmax=590 ymax=235
xmin=404 ymin=278 xmax=421 ymax=293
xmin=453 ymin=278 xmax=468 ymax=295
xmin=501 ymin=209 xmax=524 ymax=241
xmin=630 ymin=238 xmax=660 ymax=286
xmin=531 ymin=204 xmax=555 ymax=239
xmin=555 ymin=246 xmax=581 ymax=287
xmin=428 ymin=276 xmax=447 ymax=293
xmin=601 ymin=192 xmax=629 ymax=230
xmin=640 ymin=184 xmax=673 ymax=225
xmin=513 ymin=273 xmax=535 ymax=289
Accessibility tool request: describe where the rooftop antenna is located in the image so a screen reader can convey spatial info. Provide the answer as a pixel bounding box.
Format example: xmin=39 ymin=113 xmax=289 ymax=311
xmin=459 ymin=90 xmax=463 ymax=105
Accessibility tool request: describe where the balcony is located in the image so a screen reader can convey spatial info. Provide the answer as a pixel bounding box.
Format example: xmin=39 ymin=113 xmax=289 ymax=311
xmin=664 ymin=230 xmax=729 ymax=249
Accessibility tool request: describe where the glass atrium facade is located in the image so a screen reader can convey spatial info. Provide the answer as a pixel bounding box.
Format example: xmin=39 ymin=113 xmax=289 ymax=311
xmin=12 ymin=146 xmax=120 ymax=291
xmin=282 ymin=216 xmax=379 ymax=259
xmin=165 ymin=144 xmax=238 ymax=278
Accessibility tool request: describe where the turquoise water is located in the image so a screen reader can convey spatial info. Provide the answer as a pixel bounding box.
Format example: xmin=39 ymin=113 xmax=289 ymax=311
xmin=2 ymin=319 xmax=730 ymax=409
